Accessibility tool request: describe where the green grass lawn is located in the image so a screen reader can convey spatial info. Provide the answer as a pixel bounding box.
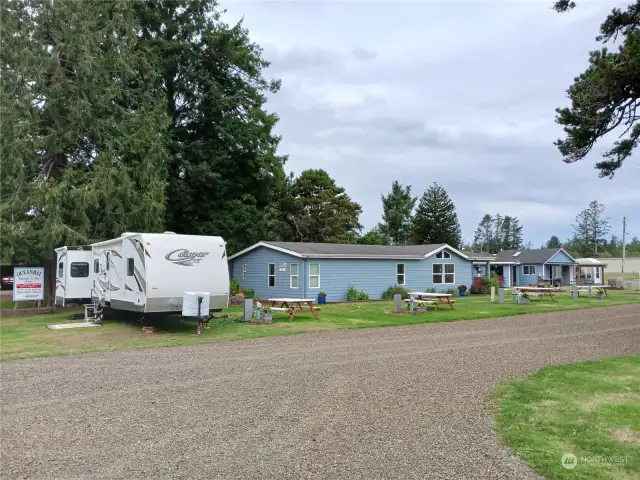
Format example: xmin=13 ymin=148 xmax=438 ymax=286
xmin=492 ymin=355 xmax=640 ymax=480
xmin=1 ymin=290 xmax=639 ymax=362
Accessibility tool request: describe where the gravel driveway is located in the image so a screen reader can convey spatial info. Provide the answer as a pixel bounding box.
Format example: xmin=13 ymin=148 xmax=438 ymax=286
xmin=2 ymin=304 xmax=639 ymax=479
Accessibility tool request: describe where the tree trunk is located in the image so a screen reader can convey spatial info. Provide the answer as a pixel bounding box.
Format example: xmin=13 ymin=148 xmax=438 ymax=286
xmin=44 ymin=258 xmax=57 ymax=310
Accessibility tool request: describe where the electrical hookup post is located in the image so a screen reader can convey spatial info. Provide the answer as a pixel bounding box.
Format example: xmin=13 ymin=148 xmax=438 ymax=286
xmin=13 ymin=267 xmax=45 ymax=308
xmin=182 ymin=292 xmax=211 ymax=335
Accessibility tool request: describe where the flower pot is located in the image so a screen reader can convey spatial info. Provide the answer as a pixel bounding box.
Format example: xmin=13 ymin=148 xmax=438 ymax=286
xmin=261 ymin=312 xmax=273 ymax=323
xmin=519 ymin=298 xmax=530 ymax=305
xmin=317 ymin=295 xmax=327 ymax=305
xmin=596 ymin=293 xmax=604 ymax=300
xmin=458 ymin=290 xmax=467 ymax=296
xmin=417 ymin=307 xmax=427 ymax=313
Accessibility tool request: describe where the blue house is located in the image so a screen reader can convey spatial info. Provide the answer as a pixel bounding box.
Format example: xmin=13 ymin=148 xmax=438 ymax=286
xmin=228 ymin=242 xmax=475 ymax=301
xmin=471 ymin=248 xmax=578 ymax=287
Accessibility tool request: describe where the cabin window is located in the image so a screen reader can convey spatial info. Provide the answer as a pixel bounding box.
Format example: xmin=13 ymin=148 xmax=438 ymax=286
xmin=70 ymin=262 xmax=89 ymax=278
xmin=127 ymin=258 xmax=134 ymax=277
xmin=433 ymin=264 xmax=455 ymax=284
xmin=396 ymin=264 xmax=405 ymax=285
xmin=242 ymin=264 xmax=247 ymax=280
xmin=290 ymin=263 xmax=299 ymax=288
xmin=436 ymin=251 xmax=451 ymax=259
xmin=268 ymin=263 xmax=275 ymax=287
xmin=58 ymin=262 xmax=63 ymax=278
xmin=595 ymin=267 xmax=600 ymax=279
xmin=106 ymin=253 xmax=110 ymax=271
xmin=94 ymin=259 xmax=99 ymax=273
xmin=309 ymin=263 xmax=320 ymax=288
xmin=523 ymin=265 xmax=536 ymax=275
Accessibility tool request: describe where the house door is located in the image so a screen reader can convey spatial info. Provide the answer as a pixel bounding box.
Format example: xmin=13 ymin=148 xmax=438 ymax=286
xmin=511 ymin=265 xmax=517 ymax=286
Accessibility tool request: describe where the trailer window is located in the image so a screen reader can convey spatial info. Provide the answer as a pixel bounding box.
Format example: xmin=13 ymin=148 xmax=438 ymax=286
xmin=268 ymin=263 xmax=275 ymax=287
xmin=127 ymin=258 xmax=134 ymax=276
xmin=106 ymin=253 xmax=110 ymax=271
xmin=94 ymin=259 xmax=99 ymax=273
xmin=58 ymin=262 xmax=63 ymax=278
xmin=70 ymin=262 xmax=89 ymax=278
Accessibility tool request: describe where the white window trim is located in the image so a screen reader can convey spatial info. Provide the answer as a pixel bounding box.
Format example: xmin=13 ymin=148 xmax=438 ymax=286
xmin=432 ymin=263 xmax=455 ymax=284
xmin=290 ymin=263 xmax=299 ymax=289
xmin=308 ymin=263 xmax=320 ymax=289
xmin=268 ymin=263 xmax=275 ymax=288
xmin=242 ymin=264 xmax=247 ymax=280
xmin=396 ymin=263 xmax=405 ymax=286
xmin=523 ymin=265 xmax=536 ymax=275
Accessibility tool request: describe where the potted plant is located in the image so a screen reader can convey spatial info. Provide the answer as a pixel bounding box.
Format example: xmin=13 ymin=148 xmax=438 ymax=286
xmin=260 ymin=306 xmax=273 ymax=323
xmin=458 ymin=284 xmax=468 ymax=296
xmin=519 ymin=292 xmax=531 ymax=305
xmin=317 ymin=291 xmax=327 ymax=304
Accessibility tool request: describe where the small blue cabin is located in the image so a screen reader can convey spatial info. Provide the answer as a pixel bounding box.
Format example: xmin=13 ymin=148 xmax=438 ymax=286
xmin=228 ymin=242 xmax=474 ymax=301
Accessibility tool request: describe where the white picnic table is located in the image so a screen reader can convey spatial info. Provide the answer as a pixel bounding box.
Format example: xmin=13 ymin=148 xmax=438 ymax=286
xmin=265 ymin=298 xmax=320 ymax=322
xmin=408 ymin=292 xmax=455 ymax=309
xmin=510 ymin=286 xmax=565 ymax=301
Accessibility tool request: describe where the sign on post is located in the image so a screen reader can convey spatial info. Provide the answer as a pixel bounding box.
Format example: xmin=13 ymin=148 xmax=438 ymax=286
xmin=13 ymin=267 xmax=45 ymax=301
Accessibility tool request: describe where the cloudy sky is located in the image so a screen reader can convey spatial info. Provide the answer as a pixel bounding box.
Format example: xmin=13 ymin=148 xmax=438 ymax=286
xmin=220 ymin=0 xmax=640 ymax=246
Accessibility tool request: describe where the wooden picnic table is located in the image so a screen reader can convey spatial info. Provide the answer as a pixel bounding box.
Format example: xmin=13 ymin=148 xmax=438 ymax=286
xmin=408 ymin=292 xmax=455 ymax=309
xmin=511 ymin=286 xmax=564 ymax=301
xmin=575 ymin=285 xmax=609 ymax=297
xmin=265 ymin=298 xmax=320 ymax=322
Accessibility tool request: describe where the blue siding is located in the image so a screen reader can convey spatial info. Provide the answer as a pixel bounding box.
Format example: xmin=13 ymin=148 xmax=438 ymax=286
xmin=546 ymin=250 xmax=574 ymax=264
xmin=517 ymin=264 xmax=543 ymax=286
xmin=230 ymin=246 xmax=474 ymax=301
xmin=230 ymin=247 xmax=304 ymax=300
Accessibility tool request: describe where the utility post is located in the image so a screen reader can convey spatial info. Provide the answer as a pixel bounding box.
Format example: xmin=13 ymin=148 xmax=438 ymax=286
xmin=622 ymin=217 xmax=626 ymax=274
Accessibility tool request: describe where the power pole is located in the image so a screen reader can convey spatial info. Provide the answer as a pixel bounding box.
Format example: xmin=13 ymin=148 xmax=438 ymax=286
xmin=622 ymin=217 xmax=626 ymax=274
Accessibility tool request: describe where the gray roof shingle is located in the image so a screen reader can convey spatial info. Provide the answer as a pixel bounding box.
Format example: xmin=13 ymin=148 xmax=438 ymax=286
xmin=262 ymin=241 xmax=447 ymax=258
xmin=495 ymin=248 xmax=574 ymax=264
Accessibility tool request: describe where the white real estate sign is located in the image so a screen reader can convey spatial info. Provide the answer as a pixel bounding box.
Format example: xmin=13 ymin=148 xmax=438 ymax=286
xmin=13 ymin=267 xmax=45 ymax=301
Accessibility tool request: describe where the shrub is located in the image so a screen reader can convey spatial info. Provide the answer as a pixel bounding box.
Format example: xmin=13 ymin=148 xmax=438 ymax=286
xmin=347 ymin=284 xmax=359 ymax=301
xmin=426 ymin=287 xmax=436 ymax=293
xmin=357 ymin=290 xmax=369 ymax=300
xmin=482 ymin=275 xmax=500 ymax=292
xmin=446 ymin=288 xmax=457 ymax=295
xmin=240 ymin=288 xmax=254 ymax=298
xmin=382 ymin=285 xmax=409 ymax=299
xmin=230 ymin=278 xmax=240 ymax=296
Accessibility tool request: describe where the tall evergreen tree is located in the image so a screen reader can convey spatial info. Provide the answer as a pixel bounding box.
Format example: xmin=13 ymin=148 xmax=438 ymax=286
xmin=288 ymin=169 xmax=362 ymax=243
xmin=545 ymin=235 xmax=562 ymax=249
xmin=473 ymin=214 xmax=494 ymax=252
xmin=572 ymin=200 xmax=610 ymax=256
xmin=136 ymin=0 xmax=285 ymax=254
xmin=1 ymin=0 xmax=169 ymax=303
xmin=411 ymin=183 xmax=462 ymax=247
xmin=378 ymin=181 xmax=416 ymax=245
xmin=504 ymin=216 xmax=523 ymax=250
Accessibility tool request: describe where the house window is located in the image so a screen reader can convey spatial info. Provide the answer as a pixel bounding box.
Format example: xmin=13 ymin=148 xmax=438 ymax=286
xmin=242 ymin=264 xmax=247 ymax=280
xmin=127 ymin=258 xmax=134 ymax=277
xmin=523 ymin=265 xmax=536 ymax=275
xmin=433 ymin=264 xmax=455 ymax=284
xmin=58 ymin=262 xmax=63 ymax=278
xmin=436 ymin=251 xmax=451 ymax=259
xmin=268 ymin=263 xmax=275 ymax=287
xmin=70 ymin=262 xmax=89 ymax=278
xmin=94 ymin=259 xmax=99 ymax=273
xmin=290 ymin=263 xmax=299 ymax=288
xmin=397 ymin=264 xmax=405 ymax=285
xmin=309 ymin=263 xmax=320 ymax=288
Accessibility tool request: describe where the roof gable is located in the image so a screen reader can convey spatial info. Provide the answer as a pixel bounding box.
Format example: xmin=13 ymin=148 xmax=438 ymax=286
xmin=495 ymin=248 xmax=575 ymax=265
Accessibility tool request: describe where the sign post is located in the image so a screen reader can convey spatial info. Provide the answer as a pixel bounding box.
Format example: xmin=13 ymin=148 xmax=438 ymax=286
xmin=13 ymin=267 xmax=45 ymax=303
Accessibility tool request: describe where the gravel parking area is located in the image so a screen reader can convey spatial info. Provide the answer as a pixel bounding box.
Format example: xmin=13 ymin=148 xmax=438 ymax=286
xmin=2 ymin=304 xmax=639 ymax=479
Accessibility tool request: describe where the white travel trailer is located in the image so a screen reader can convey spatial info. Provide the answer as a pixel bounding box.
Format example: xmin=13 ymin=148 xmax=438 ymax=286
xmin=55 ymin=246 xmax=93 ymax=306
xmin=90 ymin=232 xmax=230 ymax=313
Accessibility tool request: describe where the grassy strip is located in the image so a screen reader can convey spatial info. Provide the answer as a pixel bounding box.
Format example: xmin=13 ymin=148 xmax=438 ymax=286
xmin=1 ymin=290 xmax=639 ymax=362
xmin=492 ymin=355 xmax=640 ymax=480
